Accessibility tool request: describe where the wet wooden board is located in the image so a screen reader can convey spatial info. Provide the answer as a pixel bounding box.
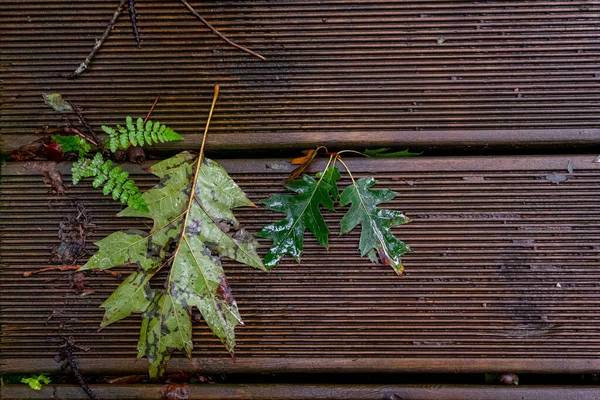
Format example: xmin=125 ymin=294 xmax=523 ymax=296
xmin=3 ymin=384 xmax=600 ymax=400
xmin=2 ymin=155 xmax=600 ymax=375
xmin=2 ymin=0 xmax=600 ymax=152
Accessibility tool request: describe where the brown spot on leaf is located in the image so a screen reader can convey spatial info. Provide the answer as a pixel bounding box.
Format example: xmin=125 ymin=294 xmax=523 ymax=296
xmin=217 ymin=275 xmax=235 ymax=305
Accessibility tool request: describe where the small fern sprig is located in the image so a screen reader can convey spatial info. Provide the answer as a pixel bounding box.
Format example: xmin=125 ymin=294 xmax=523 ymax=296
xmin=72 ymin=153 xmax=148 ymax=211
xmin=102 ymin=116 xmax=183 ymax=152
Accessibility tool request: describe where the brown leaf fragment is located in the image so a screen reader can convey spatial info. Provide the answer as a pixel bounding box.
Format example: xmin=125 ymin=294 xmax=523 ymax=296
xmin=286 ymin=149 xmax=318 ymax=184
xmin=10 ymin=136 xmax=63 ymax=161
xmin=24 ymin=161 xmax=67 ymax=194
xmin=161 ymin=383 xmax=190 ymax=400
xmin=291 ymin=149 xmax=317 ymax=165
xmin=71 ymin=272 xmax=90 ymax=294
xmin=217 ymin=276 xmax=235 ymax=306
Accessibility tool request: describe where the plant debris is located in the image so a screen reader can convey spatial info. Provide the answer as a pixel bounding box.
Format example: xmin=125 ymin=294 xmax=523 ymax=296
xmin=57 ymin=337 xmax=99 ymax=400
xmin=10 ymin=136 xmax=63 ymax=162
xmin=43 ymin=93 xmax=73 ymax=112
xmin=52 ymin=201 xmax=95 ymax=265
xmin=70 ymin=0 xmax=266 ymax=78
xmin=23 ymin=161 xmax=67 ymax=194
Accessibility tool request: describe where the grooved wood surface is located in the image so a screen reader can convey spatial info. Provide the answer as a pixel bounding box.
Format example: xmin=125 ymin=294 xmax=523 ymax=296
xmin=3 ymin=384 xmax=600 ymax=400
xmin=2 ymin=155 xmax=600 ymax=374
xmin=2 ymin=0 xmax=600 ymax=152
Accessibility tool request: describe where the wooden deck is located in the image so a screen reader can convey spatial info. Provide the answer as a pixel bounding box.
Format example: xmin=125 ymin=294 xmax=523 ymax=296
xmin=2 ymin=1 xmax=600 ymax=398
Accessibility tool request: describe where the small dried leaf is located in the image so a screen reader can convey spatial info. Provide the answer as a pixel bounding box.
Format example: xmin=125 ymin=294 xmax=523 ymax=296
xmin=291 ymin=149 xmax=317 ymax=165
xmin=286 ymin=149 xmax=319 ymax=183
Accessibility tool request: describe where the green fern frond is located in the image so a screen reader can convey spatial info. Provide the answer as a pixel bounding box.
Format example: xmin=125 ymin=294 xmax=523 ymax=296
xmin=102 ymin=117 xmax=183 ymax=152
xmin=72 ymin=153 xmax=148 ymax=211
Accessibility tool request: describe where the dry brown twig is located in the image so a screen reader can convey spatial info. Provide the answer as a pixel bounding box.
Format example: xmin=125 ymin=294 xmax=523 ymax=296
xmin=70 ymin=0 xmax=266 ymax=78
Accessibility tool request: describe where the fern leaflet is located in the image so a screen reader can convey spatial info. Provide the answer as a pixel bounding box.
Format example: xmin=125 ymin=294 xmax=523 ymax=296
xmin=72 ymin=153 xmax=148 ymax=211
xmin=102 ymin=116 xmax=183 ymax=152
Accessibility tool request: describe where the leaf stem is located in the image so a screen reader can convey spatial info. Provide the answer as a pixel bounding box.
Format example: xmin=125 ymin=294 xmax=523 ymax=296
xmin=198 ymin=85 xmax=220 ymax=166
xmin=334 ymin=155 xmax=358 ymax=186
xmin=166 ymin=85 xmax=220 ymax=289
xmin=337 ymin=149 xmax=370 ymax=157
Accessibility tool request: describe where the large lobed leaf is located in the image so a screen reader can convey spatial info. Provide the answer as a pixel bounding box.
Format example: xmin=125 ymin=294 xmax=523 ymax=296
xmin=81 ymin=151 xmax=265 ymax=377
xmin=258 ymin=167 xmax=341 ymax=268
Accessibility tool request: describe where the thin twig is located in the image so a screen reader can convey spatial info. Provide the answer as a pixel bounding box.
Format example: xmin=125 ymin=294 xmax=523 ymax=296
xmin=23 ymin=265 xmax=120 ymax=279
xmin=70 ymin=0 xmax=128 ymax=78
xmin=24 ymin=265 xmax=80 ymax=277
xmin=143 ymin=95 xmax=160 ymax=124
xmin=128 ymin=0 xmax=141 ymax=46
xmin=66 ymin=103 xmax=101 ymax=147
xmin=178 ymin=0 xmax=267 ymax=61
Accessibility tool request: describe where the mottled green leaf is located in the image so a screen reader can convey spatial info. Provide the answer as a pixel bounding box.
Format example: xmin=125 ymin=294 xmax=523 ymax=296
xmin=85 ymin=151 xmax=264 ymax=377
xmin=138 ymin=292 xmax=192 ymax=378
xmin=340 ymin=177 xmax=410 ymax=275
xmin=258 ymin=167 xmax=341 ymax=268
xmin=81 ymin=230 xmax=159 ymax=271
xmin=100 ymin=270 xmax=155 ymax=327
xmin=42 ymin=93 xmax=73 ymax=112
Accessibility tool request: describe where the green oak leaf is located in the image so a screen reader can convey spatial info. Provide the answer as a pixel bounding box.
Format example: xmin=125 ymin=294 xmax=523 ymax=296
xmin=340 ymin=177 xmax=410 ymax=275
xmin=81 ymin=151 xmax=264 ymax=377
xmin=258 ymin=167 xmax=341 ymax=268
xmin=100 ymin=270 xmax=155 ymax=328
xmin=83 ymin=230 xmax=160 ymax=271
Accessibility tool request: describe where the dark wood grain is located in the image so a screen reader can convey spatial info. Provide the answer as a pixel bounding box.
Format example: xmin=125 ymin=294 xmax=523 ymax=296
xmin=3 ymin=384 xmax=600 ymax=400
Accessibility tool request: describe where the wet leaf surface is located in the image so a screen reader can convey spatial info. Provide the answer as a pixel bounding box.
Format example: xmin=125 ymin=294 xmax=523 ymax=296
xmin=259 ymin=166 xmax=341 ymax=268
xmin=340 ymin=177 xmax=410 ymax=275
xmin=81 ymin=151 xmax=264 ymax=377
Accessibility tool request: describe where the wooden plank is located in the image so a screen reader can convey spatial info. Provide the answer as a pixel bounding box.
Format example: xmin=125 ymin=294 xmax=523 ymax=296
xmin=2 ymin=155 xmax=600 ymax=375
xmin=2 ymin=1 xmax=600 ymax=152
xmin=3 ymin=384 xmax=600 ymax=400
